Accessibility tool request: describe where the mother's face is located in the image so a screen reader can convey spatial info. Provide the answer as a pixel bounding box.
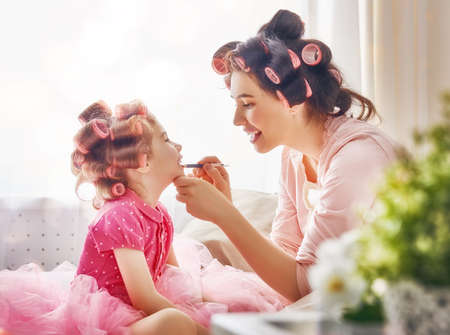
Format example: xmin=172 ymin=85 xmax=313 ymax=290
xmin=230 ymin=71 xmax=289 ymax=153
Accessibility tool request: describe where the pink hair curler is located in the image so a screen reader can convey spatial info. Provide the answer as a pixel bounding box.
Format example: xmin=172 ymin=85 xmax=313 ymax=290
xmin=264 ymin=67 xmax=281 ymax=85
xmin=276 ymin=90 xmax=290 ymax=109
xmin=212 ymin=57 xmax=229 ymax=75
xmin=134 ymin=121 xmax=143 ymax=135
xmin=111 ymin=182 xmax=126 ymax=197
xmin=73 ymin=151 xmax=86 ymax=169
xmin=301 ymin=43 xmax=322 ymax=66
xmin=329 ymin=68 xmax=342 ymax=85
xmin=260 ymin=40 xmax=269 ymax=54
xmin=110 ymin=128 xmax=115 ymax=141
xmin=76 ymin=141 xmax=89 ymax=154
xmin=287 ymin=49 xmax=301 ymax=69
xmin=105 ymin=165 xmax=116 ymax=178
xmin=235 ymin=56 xmax=250 ymax=72
xmin=92 ymin=119 xmax=110 ymax=139
xmin=304 ymin=78 xmax=312 ymax=98
xmin=137 ymin=153 xmax=147 ymax=168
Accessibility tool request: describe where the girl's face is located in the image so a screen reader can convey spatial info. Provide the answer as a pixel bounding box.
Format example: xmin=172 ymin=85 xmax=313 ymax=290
xmin=230 ymin=71 xmax=291 ymax=153
xmin=147 ymin=120 xmax=184 ymax=182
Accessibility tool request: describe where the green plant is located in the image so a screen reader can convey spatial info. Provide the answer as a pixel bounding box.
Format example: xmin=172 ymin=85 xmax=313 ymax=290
xmin=343 ymin=92 xmax=450 ymax=323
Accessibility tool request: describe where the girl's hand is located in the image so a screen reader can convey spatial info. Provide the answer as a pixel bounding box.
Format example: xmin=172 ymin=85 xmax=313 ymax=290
xmin=174 ymin=176 xmax=235 ymax=225
xmin=192 ymin=156 xmax=232 ymax=201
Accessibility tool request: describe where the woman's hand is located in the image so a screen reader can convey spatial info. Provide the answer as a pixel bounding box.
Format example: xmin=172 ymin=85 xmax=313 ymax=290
xmin=174 ymin=175 xmax=235 ymax=225
xmin=192 ymin=156 xmax=232 ymax=201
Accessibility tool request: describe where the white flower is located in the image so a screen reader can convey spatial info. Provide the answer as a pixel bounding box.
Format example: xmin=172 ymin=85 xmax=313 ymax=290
xmin=309 ymin=262 xmax=366 ymax=318
xmin=309 ymin=230 xmax=365 ymax=318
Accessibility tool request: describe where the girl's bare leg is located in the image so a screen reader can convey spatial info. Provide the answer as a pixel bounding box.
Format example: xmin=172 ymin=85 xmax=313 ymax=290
xmin=130 ymin=308 xmax=208 ymax=335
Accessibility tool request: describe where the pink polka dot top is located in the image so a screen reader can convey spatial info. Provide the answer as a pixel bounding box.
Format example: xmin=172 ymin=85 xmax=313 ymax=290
xmin=76 ymin=189 xmax=174 ymax=305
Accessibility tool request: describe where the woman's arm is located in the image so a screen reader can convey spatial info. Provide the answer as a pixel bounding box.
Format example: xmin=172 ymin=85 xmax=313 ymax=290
xmin=174 ymin=176 xmax=301 ymax=302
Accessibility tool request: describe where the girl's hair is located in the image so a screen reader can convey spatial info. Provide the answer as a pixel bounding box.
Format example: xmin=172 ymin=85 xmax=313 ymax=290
xmin=71 ymin=100 xmax=155 ymax=209
xmin=213 ymin=10 xmax=377 ymax=122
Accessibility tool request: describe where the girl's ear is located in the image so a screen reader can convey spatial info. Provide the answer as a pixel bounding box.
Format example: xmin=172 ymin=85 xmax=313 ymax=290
xmin=136 ymin=161 xmax=150 ymax=173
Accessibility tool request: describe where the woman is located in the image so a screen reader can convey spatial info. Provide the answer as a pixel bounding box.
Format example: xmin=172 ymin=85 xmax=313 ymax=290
xmin=174 ymin=10 xmax=397 ymax=303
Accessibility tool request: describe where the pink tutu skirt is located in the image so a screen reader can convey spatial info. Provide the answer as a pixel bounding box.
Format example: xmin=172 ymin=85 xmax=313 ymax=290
xmin=0 ymin=238 xmax=288 ymax=334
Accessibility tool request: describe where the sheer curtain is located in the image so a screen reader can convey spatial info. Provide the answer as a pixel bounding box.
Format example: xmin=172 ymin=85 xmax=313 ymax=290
xmin=1 ymin=0 xmax=449 ymax=200
xmin=306 ymin=0 xmax=450 ymax=150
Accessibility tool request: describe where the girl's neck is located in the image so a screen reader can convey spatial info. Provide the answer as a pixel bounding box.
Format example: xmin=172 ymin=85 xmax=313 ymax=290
xmin=128 ymin=178 xmax=167 ymax=208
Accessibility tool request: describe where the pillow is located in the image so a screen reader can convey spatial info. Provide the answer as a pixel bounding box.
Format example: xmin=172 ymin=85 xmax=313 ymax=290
xmin=178 ymin=189 xmax=278 ymax=271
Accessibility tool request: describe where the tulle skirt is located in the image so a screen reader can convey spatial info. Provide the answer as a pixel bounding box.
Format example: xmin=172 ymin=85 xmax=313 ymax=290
xmin=0 ymin=238 xmax=288 ymax=334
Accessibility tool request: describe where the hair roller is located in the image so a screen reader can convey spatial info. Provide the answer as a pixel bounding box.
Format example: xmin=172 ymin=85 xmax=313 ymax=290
xmin=111 ymin=182 xmax=126 ymax=197
xmin=109 ymin=118 xmax=143 ymax=142
xmin=109 ymin=143 xmax=148 ymax=169
xmin=234 ymin=56 xmax=251 ymax=72
xmin=304 ymin=78 xmax=312 ymax=98
xmin=276 ymin=90 xmax=290 ymax=109
xmin=287 ymin=49 xmax=301 ymax=69
xmin=329 ymin=68 xmax=342 ymax=85
xmin=74 ymin=119 xmax=110 ymax=154
xmin=259 ymin=40 xmax=269 ymax=54
xmin=115 ymin=101 xmax=148 ymax=120
xmin=72 ymin=150 xmax=86 ymax=169
xmin=264 ymin=67 xmax=281 ymax=84
xmin=212 ymin=57 xmax=229 ymax=75
xmin=78 ymin=101 xmax=112 ymax=125
xmin=301 ymin=43 xmax=322 ymax=66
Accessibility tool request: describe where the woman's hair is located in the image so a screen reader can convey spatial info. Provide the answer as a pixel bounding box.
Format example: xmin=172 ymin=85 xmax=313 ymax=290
xmin=212 ymin=10 xmax=377 ymax=122
xmin=71 ymin=100 xmax=155 ymax=209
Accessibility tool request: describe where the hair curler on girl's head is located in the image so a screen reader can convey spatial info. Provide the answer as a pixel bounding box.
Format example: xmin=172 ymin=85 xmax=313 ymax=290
xmin=71 ymin=100 xmax=156 ymax=208
xmin=211 ymin=9 xmax=377 ymax=122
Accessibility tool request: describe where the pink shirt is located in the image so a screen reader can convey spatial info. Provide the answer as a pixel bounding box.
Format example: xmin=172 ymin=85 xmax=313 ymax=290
xmin=269 ymin=116 xmax=397 ymax=296
xmin=76 ymin=189 xmax=173 ymax=305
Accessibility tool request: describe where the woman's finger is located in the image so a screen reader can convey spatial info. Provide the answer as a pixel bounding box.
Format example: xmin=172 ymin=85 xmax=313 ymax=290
xmin=204 ymin=165 xmax=226 ymax=187
xmin=176 ymin=194 xmax=188 ymax=203
xmin=197 ymin=156 xmax=222 ymax=164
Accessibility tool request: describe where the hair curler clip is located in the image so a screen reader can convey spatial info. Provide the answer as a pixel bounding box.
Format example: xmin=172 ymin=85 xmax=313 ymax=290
xmin=329 ymin=68 xmax=342 ymax=85
xmin=301 ymin=43 xmax=322 ymax=66
xmin=276 ymin=90 xmax=290 ymax=109
xmin=105 ymin=165 xmax=116 ymax=179
xmin=287 ymin=49 xmax=301 ymax=69
xmin=260 ymin=40 xmax=269 ymax=54
xmin=264 ymin=67 xmax=281 ymax=84
xmin=304 ymin=78 xmax=312 ymax=98
xmin=92 ymin=119 xmax=110 ymax=139
xmin=111 ymin=182 xmax=126 ymax=197
xmin=75 ymin=141 xmax=89 ymax=154
xmin=212 ymin=57 xmax=229 ymax=75
xmin=235 ymin=56 xmax=250 ymax=72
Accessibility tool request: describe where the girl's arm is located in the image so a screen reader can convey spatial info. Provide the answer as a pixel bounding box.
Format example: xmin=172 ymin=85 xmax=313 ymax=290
xmin=114 ymin=248 xmax=207 ymax=334
xmin=114 ymin=248 xmax=177 ymax=314
xmin=166 ymin=246 xmax=179 ymax=267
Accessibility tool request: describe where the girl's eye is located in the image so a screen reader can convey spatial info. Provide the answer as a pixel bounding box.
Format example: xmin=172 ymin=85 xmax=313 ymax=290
xmin=242 ymin=103 xmax=253 ymax=108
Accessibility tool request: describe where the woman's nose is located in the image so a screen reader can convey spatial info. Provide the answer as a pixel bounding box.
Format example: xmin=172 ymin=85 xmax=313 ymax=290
xmin=233 ymin=109 xmax=246 ymax=126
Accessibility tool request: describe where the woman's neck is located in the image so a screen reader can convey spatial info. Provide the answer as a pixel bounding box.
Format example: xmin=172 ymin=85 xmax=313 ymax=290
xmin=285 ymin=116 xmax=326 ymax=163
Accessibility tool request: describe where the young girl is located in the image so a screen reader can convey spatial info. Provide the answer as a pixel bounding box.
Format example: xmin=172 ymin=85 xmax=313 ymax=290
xmin=0 ymin=100 xmax=287 ymax=335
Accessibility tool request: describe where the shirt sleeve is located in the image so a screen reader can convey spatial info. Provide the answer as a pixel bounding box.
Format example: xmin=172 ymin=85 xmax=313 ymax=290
xmin=296 ymin=137 xmax=392 ymax=265
xmin=90 ymin=205 xmax=147 ymax=253
xmin=270 ymin=147 xmax=303 ymax=256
